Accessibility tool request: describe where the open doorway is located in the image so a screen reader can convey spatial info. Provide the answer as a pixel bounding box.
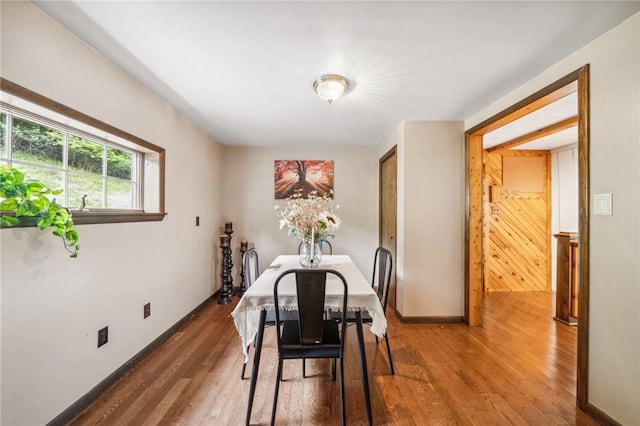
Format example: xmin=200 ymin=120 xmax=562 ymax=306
xmin=464 ymin=65 xmax=590 ymax=410
xmin=482 ymin=90 xmax=578 ymax=296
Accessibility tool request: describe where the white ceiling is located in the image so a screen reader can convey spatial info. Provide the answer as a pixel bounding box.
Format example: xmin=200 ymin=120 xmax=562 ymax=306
xmin=34 ymin=1 xmax=640 ymax=147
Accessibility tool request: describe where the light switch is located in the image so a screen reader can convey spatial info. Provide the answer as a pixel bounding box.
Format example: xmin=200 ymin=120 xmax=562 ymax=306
xmin=593 ymin=193 xmax=612 ymax=216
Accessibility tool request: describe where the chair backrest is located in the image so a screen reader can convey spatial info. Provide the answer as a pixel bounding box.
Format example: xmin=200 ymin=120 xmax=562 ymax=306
xmin=273 ymin=269 xmax=347 ymax=348
xmin=297 ymin=239 xmax=333 ymax=255
xmin=372 ymin=247 xmax=393 ymax=313
xmin=242 ymin=248 xmax=260 ymax=289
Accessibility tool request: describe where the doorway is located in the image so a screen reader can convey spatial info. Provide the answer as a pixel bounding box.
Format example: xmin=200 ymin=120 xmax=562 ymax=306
xmin=465 ymin=65 xmax=590 ymax=409
xmin=379 ymin=146 xmax=397 ymax=310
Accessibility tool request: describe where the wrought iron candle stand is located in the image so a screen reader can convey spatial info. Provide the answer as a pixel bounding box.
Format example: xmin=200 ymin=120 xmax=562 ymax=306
xmin=238 ymin=240 xmax=248 ymax=296
xmin=218 ymin=222 xmax=234 ymax=304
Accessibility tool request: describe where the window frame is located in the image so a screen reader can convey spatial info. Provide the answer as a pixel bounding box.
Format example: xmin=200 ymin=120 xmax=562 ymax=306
xmin=0 ymin=78 xmax=165 ymax=225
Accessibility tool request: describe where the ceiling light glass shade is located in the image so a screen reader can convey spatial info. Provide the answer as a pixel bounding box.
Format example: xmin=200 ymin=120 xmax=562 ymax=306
xmin=313 ymin=75 xmax=348 ymax=104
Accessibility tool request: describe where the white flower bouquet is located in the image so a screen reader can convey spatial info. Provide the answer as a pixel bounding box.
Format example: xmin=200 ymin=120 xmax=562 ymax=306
xmin=275 ymin=191 xmax=340 ymax=242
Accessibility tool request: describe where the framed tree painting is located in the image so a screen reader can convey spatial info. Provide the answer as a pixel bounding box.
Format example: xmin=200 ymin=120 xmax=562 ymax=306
xmin=274 ymin=160 xmax=334 ymax=199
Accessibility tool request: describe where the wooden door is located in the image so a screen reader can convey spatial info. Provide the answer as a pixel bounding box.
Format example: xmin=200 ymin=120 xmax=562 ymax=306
xmin=380 ymin=147 xmax=397 ymax=309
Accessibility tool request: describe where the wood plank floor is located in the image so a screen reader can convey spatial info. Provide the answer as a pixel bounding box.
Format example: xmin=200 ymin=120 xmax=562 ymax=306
xmin=68 ymin=292 xmax=598 ymax=425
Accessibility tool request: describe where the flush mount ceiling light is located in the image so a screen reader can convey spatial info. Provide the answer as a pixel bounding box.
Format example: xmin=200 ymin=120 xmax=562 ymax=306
xmin=313 ymin=75 xmax=348 ymax=104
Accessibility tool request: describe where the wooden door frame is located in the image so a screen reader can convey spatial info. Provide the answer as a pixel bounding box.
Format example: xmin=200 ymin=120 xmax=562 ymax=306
xmin=464 ymin=65 xmax=590 ymax=410
xmin=378 ymin=145 xmax=398 ymax=245
xmin=379 ymin=146 xmax=397 ymax=308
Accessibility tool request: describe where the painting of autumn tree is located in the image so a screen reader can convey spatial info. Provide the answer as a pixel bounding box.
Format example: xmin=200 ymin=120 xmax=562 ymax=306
xmin=274 ymin=160 xmax=334 ymax=199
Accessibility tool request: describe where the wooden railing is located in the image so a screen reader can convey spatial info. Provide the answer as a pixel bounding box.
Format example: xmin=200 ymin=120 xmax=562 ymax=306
xmin=554 ymin=232 xmax=579 ymax=325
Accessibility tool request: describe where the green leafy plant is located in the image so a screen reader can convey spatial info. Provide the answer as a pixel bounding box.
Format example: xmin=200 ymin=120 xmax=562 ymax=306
xmin=0 ymin=165 xmax=79 ymax=258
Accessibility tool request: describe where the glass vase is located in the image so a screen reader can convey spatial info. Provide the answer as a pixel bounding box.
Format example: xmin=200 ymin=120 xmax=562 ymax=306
xmin=299 ymin=241 xmax=322 ymax=268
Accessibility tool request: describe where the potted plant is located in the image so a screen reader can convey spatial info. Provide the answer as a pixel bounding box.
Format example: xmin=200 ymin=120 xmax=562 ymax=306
xmin=0 ymin=165 xmax=79 ymax=257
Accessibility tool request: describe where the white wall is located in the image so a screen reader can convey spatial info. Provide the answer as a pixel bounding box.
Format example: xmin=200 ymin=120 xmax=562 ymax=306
xmin=551 ymin=145 xmax=579 ymax=292
xmin=221 ymin=146 xmax=378 ymax=278
xmin=466 ymin=14 xmax=640 ymax=425
xmin=377 ymin=121 xmax=465 ymax=319
xmin=552 ymin=146 xmax=579 ymax=234
xmin=377 ymin=121 xmax=465 ymax=318
xmin=399 ymin=121 xmax=465 ymax=317
xmin=1 ymin=3 xmax=223 ymax=425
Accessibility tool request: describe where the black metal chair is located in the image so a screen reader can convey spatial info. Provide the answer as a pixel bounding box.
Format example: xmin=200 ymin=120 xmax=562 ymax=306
xmin=297 ymin=238 xmax=333 ymax=377
xmin=271 ymin=269 xmax=348 ymax=426
xmin=298 ymin=239 xmax=333 ymax=255
xmin=240 ymin=248 xmax=278 ymax=379
xmin=331 ymin=246 xmax=395 ymax=375
xmin=243 ymin=248 xmax=260 ymax=291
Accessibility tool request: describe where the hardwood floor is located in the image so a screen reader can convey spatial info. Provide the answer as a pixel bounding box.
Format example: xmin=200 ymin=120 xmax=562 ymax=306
xmin=68 ymin=292 xmax=597 ymax=425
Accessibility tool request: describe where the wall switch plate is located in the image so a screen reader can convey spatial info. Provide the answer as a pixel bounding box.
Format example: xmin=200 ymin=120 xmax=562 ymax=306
xmin=195 ymin=216 xmax=200 ymax=226
xmin=98 ymin=326 xmax=108 ymax=348
xmin=593 ymin=193 xmax=612 ymax=216
xmin=144 ymin=302 xmax=151 ymax=319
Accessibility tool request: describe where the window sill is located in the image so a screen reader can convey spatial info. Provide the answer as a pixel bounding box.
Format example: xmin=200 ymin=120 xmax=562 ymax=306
xmin=71 ymin=211 xmax=167 ymax=225
xmin=1 ymin=211 xmax=166 ymax=227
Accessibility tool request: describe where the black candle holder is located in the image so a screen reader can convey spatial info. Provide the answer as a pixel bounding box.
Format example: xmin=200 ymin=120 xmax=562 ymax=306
xmin=238 ymin=240 xmax=248 ymax=296
xmin=218 ymin=231 xmax=233 ymax=305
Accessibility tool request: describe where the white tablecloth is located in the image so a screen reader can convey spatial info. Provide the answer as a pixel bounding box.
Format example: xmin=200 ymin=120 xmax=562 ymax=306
xmin=232 ymin=255 xmax=387 ymax=358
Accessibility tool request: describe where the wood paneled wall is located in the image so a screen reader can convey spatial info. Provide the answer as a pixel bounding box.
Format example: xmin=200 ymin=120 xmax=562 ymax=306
xmin=484 ymin=150 xmax=551 ymax=292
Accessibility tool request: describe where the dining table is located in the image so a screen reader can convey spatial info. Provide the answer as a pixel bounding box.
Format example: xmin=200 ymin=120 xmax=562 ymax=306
xmin=231 ymin=254 xmax=387 ymax=426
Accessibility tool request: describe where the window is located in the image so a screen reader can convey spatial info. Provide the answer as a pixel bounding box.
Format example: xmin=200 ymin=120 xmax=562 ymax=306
xmin=1 ymin=78 xmax=165 ymax=225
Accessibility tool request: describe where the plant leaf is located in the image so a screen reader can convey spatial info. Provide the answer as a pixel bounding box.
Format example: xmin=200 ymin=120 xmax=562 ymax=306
xmin=0 ymin=215 xmax=19 ymax=227
xmin=26 ymin=182 xmax=45 ymax=194
xmin=65 ymin=230 xmax=79 ymax=244
xmin=16 ymin=200 xmax=40 ymax=216
xmin=37 ymin=216 xmax=53 ymax=230
xmin=1 ymin=166 xmax=80 ymax=257
xmin=0 ymin=198 xmax=19 ymax=210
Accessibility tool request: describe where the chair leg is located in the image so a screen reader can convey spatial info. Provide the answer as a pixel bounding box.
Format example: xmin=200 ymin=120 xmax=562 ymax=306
xmin=332 ymin=358 xmax=336 ymax=380
xmin=302 ymin=358 xmax=306 ymax=378
xmin=384 ymin=333 xmax=395 ymax=375
xmin=339 ymin=356 xmax=346 ymax=426
xmin=271 ymin=359 xmax=283 ymax=426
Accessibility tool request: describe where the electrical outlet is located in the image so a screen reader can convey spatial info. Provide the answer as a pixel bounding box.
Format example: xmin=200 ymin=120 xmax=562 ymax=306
xmin=98 ymin=326 xmax=108 ymax=348
xmin=144 ymin=302 xmax=151 ymax=319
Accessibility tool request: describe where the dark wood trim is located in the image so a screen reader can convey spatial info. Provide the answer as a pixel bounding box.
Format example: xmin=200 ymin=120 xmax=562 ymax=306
xmin=576 ymin=64 xmax=590 ymax=412
xmin=0 ymin=78 xmax=166 ymax=218
xmin=46 ymin=293 xmax=219 ymax=426
xmin=378 ymin=145 xmax=397 ymax=243
xmin=395 ymin=311 xmax=464 ymax=324
xmin=464 ymin=134 xmax=471 ymax=325
xmin=2 ymin=212 xmax=166 ymax=228
xmin=464 ymin=65 xmax=591 ymax=414
xmin=464 ymin=134 xmax=470 ymax=324
xmin=158 ymin=149 xmax=166 ymax=214
xmin=584 ymin=402 xmax=622 ymax=426
xmin=72 ymin=212 xmax=167 ymax=225
xmin=466 ymin=134 xmax=484 ymax=326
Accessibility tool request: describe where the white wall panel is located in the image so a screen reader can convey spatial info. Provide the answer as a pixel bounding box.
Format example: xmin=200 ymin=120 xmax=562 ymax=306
xmin=1 ymin=3 xmax=223 ymax=424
